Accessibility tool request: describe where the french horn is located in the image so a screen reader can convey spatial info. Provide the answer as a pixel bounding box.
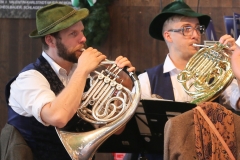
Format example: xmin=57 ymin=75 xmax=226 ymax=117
xmin=55 ymin=59 xmax=141 ymax=160
xmin=177 ymin=42 xmax=234 ymax=104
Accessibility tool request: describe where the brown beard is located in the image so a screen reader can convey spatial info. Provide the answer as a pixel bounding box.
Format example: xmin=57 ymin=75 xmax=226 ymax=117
xmin=56 ymin=38 xmax=78 ymax=63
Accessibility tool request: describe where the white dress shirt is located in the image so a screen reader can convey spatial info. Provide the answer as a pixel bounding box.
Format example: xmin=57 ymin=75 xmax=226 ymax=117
xmin=138 ymin=54 xmax=239 ymax=110
xmin=8 ymin=52 xmax=77 ymax=125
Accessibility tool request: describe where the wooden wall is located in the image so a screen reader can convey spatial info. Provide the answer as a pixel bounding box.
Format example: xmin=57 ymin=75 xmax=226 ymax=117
xmin=1 ymin=0 xmax=240 ymax=131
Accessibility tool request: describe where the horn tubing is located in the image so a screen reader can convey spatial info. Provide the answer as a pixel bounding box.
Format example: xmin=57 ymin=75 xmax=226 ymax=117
xmin=56 ymin=61 xmax=141 ymax=160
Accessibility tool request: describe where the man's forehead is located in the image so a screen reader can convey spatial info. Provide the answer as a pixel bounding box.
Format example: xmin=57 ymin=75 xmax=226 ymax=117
xmin=167 ymin=16 xmax=199 ymax=26
xmin=60 ymin=21 xmax=84 ymax=32
xmin=170 ymin=17 xmax=200 ymax=27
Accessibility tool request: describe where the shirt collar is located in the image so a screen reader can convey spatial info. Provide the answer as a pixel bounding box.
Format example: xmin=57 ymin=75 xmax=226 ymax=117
xmin=42 ymin=51 xmax=77 ymax=75
xmin=163 ymin=54 xmax=178 ymax=73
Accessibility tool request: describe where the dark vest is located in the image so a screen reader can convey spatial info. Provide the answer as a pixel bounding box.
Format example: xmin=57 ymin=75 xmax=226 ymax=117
xmin=146 ymin=64 xmax=175 ymax=101
xmin=5 ymin=55 xmax=93 ymax=160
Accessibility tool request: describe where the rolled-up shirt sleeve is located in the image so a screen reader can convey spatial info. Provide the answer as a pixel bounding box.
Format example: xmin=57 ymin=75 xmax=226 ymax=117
xmin=9 ymin=70 xmax=56 ymax=125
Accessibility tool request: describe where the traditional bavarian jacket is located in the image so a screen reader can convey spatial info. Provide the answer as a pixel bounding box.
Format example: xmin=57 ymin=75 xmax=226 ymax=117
xmin=5 ymin=55 xmax=93 ymax=160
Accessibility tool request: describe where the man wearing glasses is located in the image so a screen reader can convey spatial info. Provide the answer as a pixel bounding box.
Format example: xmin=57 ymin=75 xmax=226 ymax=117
xmin=139 ymin=1 xmax=237 ymax=103
xmin=137 ymin=1 xmax=239 ymax=159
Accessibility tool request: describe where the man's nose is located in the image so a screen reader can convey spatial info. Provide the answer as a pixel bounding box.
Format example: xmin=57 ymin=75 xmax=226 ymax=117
xmin=192 ymin=28 xmax=200 ymax=36
xmin=191 ymin=28 xmax=201 ymax=38
xmin=79 ymin=35 xmax=87 ymax=44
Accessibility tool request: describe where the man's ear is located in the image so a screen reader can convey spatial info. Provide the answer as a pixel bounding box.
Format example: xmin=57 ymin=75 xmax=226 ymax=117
xmin=45 ymin=35 xmax=56 ymax=47
xmin=163 ymin=31 xmax=173 ymax=43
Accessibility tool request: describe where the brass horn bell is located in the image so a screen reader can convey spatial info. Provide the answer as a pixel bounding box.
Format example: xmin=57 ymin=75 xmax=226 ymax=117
xmin=56 ymin=59 xmax=141 ymax=160
xmin=177 ymin=42 xmax=234 ymax=104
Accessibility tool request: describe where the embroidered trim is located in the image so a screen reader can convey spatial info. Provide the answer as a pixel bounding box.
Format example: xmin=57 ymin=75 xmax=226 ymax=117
xmin=196 ymin=106 xmax=236 ymax=160
xmin=38 ymin=10 xmax=77 ymax=35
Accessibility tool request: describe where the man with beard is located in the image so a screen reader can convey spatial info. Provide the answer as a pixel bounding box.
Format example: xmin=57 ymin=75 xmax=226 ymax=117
xmin=3 ymin=3 xmax=135 ymax=160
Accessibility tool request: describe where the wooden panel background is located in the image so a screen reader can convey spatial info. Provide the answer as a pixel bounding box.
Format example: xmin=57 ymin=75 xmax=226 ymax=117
xmin=0 ymin=0 xmax=240 ymax=131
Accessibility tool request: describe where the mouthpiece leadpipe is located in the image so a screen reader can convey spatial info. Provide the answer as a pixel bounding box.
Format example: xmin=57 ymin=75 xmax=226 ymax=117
xmin=193 ymin=43 xmax=230 ymax=49
xmin=193 ymin=43 xmax=209 ymax=48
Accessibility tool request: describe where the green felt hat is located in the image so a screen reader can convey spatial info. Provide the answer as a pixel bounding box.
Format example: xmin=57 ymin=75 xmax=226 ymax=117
xmin=149 ymin=1 xmax=211 ymax=41
xmin=29 ymin=3 xmax=89 ymax=38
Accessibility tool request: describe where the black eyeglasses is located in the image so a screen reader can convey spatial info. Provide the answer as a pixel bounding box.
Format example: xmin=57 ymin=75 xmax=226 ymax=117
xmin=168 ymin=25 xmax=205 ymax=36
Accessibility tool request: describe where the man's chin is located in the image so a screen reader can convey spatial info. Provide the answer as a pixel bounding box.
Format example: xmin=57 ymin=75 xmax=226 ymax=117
xmin=75 ymin=50 xmax=82 ymax=56
xmin=191 ymin=46 xmax=199 ymax=53
xmin=193 ymin=49 xmax=199 ymax=53
xmin=190 ymin=49 xmax=199 ymax=57
xmin=70 ymin=51 xmax=79 ymax=60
